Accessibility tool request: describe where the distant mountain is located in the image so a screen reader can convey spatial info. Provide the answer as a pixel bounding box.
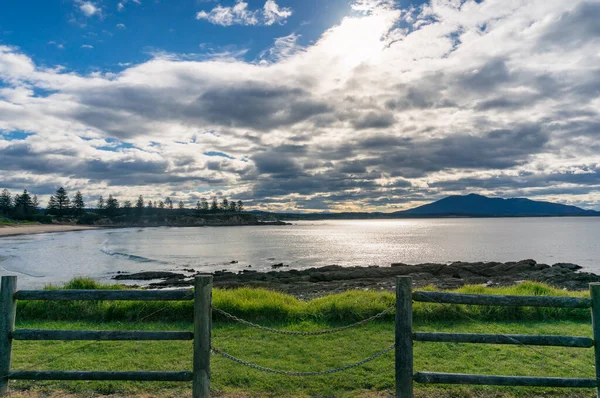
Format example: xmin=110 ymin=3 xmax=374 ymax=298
xmin=396 ymin=193 xmax=600 ymax=217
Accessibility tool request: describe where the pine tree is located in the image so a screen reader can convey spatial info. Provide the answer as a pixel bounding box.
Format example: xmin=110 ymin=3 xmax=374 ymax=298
xmin=210 ymin=197 xmax=219 ymax=212
xmin=158 ymin=200 xmax=165 ymax=209
xmin=123 ymin=200 xmax=132 ymax=210
xmin=178 ymin=201 xmax=185 ymax=209
xmin=201 ymin=198 xmax=209 ymax=212
xmin=105 ymin=194 xmax=119 ymax=217
xmin=0 ymin=189 xmax=11 ymax=216
xmin=135 ymin=195 xmax=144 ymax=217
xmin=97 ymin=196 xmax=105 ymax=210
xmin=236 ymin=200 xmax=244 ymax=212
xmin=165 ymin=197 xmax=173 ymax=210
xmin=196 ymin=200 xmax=202 ymax=213
xmin=54 ymin=187 xmax=70 ymax=216
xmin=32 ymin=195 xmax=39 ymax=212
xmin=46 ymin=195 xmax=58 ymax=215
xmin=221 ymin=198 xmax=229 ymax=211
xmin=147 ymin=200 xmax=154 ymax=209
xmin=72 ymin=191 xmax=85 ymax=217
xmin=228 ymin=201 xmax=237 ymax=212
xmin=13 ymin=190 xmax=34 ymax=218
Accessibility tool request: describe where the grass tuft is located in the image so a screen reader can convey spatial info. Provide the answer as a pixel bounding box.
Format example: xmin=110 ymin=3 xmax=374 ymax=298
xmin=15 ymin=278 xmax=592 ymax=323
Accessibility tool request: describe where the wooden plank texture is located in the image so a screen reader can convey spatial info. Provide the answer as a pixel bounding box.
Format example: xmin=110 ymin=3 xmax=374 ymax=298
xmin=396 ymin=276 xmax=413 ymax=398
xmin=8 ymin=371 xmax=193 ymax=381
xmin=14 ymin=289 xmax=194 ymax=301
xmin=193 ymin=275 xmax=212 ymax=398
xmin=412 ymin=291 xmax=590 ymax=308
xmin=414 ymin=372 xmax=597 ymax=388
xmin=413 ymin=332 xmax=593 ymax=348
xmin=589 ymin=283 xmax=600 ymax=397
xmin=12 ymin=329 xmax=193 ymax=341
xmin=0 ymin=276 xmax=17 ymax=396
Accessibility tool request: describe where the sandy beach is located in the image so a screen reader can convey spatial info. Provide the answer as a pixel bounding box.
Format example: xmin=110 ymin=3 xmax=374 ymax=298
xmin=0 ymin=224 xmax=99 ymax=237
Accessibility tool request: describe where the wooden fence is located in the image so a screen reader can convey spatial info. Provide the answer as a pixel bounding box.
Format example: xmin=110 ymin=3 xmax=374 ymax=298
xmin=0 ymin=275 xmax=212 ymax=398
xmin=1 ymin=274 xmax=600 ymax=398
xmin=396 ymin=276 xmax=600 ymax=397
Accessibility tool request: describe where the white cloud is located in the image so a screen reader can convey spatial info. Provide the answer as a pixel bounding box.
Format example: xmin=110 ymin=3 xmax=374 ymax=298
xmin=80 ymin=44 xmax=94 ymax=49
xmin=78 ymin=1 xmax=100 ymax=17
xmin=263 ymin=0 xmax=292 ymax=26
xmin=2 ymin=0 xmax=600 ymax=210
xmin=117 ymin=2 xmax=125 ymax=11
xmin=196 ymin=0 xmax=291 ymax=26
xmin=116 ymin=23 xmax=126 ymax=29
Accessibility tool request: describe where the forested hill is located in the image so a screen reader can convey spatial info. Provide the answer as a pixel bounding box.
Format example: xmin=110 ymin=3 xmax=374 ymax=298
xmin=396 ymin=194 xmax=600 ymax=217
xmin=256 ymin=194 xmax=600 ymax=220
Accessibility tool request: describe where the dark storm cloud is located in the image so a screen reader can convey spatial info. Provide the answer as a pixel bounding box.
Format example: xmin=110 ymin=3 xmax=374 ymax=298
xmin=0 ymin=142 xmax=224 ymax=188
xmin=71 ymin=82 xmax=332 ymax=137
xmin=193 ymin=84 xmax=332 ymax=130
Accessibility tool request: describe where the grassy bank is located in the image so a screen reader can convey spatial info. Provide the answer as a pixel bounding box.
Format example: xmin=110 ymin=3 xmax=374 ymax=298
xmin=9 ymin=319 xmax=595 ymax=397
xmin=17 ymin=278 xmax=591 ymax=323
xmin=5 ymin=279 xmax=598 ymax=396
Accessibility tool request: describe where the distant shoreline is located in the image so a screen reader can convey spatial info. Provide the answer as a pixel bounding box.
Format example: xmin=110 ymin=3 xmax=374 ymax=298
xmin=0 ymin=224 xmax=100 ymax=238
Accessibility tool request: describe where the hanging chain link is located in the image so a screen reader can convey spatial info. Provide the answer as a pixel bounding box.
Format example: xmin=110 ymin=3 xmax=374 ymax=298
xmin=212 ymin=343 xmax=394 ymax=376
xmin=212 ymin=305 xmax=394 ymax=335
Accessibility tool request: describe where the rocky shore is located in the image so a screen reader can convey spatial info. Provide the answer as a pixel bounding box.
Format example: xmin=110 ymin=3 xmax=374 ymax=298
xmin=113 ymin=260 xmax=600 ymax=298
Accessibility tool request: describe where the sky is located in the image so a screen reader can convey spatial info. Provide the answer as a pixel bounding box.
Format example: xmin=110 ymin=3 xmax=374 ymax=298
xmin=1 ymin=0 xmax=600 ymax=212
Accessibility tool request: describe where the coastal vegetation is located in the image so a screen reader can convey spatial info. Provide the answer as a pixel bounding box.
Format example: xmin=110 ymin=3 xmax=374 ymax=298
xmin=0 ymin=187 xmax=247 ymax=226
xmin=8 ymin=279 xmax=596 ymax=397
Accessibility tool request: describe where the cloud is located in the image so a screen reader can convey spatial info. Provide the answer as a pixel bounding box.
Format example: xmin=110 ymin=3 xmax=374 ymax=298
xmin=116 ymin=23 xmax=126 ymax=29
xmin=2 ymin=0 xmax=600 ymax=210
xmin=77 ymin=1 xmax=100 ymax=17
xmin=196 ymin=0 xmax=292 ymax=26
xmin=263 ymin=0 xmax=292 ymax=26
xmin=80 ymin=44 xmax=94 ymax=49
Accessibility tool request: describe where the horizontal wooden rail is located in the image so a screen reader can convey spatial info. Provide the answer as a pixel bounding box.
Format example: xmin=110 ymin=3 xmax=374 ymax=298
xmin=14 ymin=289 xmax=194 ymax=301
xmin=12 ymin=329 xmax=194 ymax=341
xmin=413 ymin=332 xmax=593 ymax=348
xmin=414 ymin=372 xmax=597 ymax=388
xmin=412 ymin=291 xmax=591 ymax=308
xmin=8 ymin=371 xmax=193 ymax=381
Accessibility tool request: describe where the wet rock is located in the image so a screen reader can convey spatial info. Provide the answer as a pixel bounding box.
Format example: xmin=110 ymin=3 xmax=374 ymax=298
xmin=113 ymin=271 xmax=185 ymax=281
xmin=552 ymin=263 xmax=582 ymax=271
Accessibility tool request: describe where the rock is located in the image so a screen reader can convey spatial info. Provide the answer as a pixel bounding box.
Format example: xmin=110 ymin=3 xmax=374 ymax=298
xmin=113 ymin=271 xmax=185 ymax=281
xmin=230 ymin=260 xmax=238 ymax=264
xmin=271 ymin=263 xmax=285 ymax=268
xmin=552 ymin=263 xmax=582 ymax=271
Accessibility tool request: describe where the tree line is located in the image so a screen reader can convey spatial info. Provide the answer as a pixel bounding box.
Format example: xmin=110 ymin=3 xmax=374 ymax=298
xmin=0 ymin=187 xmax=245 ymax=223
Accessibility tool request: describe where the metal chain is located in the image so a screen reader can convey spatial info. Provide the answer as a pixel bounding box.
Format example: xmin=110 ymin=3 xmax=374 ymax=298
xmin=212 ymin=305 xmax=394 ymax=335
xmin=212 ymin=343 xmax=394 ymax=376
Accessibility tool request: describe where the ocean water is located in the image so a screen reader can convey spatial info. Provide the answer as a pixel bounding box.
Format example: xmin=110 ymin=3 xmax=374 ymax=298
xmin=1 ymin=218 xmax=600 ymax=289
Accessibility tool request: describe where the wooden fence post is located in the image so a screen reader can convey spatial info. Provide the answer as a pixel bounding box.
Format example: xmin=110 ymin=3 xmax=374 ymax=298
xmin=396 ymin=276 xmax=413 ymax=398
xmin=0 ymin=276 xmax=17 ymax=396
xmin=590 ymin=283 xmax=600 ymax=397
xmin=193 ymin=275 xmax=212 ymax=398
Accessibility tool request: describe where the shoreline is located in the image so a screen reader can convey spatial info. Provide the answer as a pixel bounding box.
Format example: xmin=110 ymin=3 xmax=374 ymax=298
xmin=0 ymin=224 xmax=101 ymax=237
xmin=114 ymin=259 xmax=600 ymax=298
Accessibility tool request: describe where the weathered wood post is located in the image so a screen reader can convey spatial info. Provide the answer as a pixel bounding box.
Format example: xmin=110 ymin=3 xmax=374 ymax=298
xmin=193 ymin=275 xmax=212 ymax=398
xmin=396 ymin=276 xmax=413 ymax=398
xmin=590 ymin=283 xmax=600 ymax=397
xmin=0 ymin=276 xmax=17 ymax=396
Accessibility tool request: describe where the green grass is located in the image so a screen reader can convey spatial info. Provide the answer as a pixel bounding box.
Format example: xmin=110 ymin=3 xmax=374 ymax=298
xmin=6 ymin=278 xmax=599 ymax=396
xmin=17 ymin=278 xmax=592 ymax=323
xmin=9 ymin=319 xmax=596 ymax=397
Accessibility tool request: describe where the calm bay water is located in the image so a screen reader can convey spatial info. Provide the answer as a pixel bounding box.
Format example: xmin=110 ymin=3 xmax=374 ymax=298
xmin=1 ymin=218 xmax=600 ymax=289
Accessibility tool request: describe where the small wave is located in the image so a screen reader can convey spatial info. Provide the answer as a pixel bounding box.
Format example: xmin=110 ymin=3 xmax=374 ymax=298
xmin=100 ymin=246 xmax=167 ymax=264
